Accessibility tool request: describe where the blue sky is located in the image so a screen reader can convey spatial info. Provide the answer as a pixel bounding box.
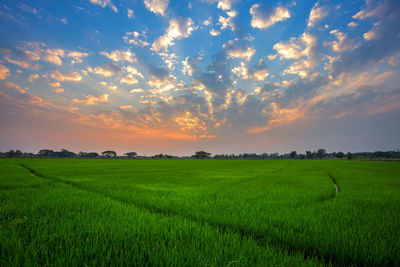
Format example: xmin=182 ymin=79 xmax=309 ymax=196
xmin=0 ymin=0 xmax=399 ymax=155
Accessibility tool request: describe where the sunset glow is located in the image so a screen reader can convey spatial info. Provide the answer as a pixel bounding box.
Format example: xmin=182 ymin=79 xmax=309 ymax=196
xmin=0 ymin=0 xmax=399 ymax=155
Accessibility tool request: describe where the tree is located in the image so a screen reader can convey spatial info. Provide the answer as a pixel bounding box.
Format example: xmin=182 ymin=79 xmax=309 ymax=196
xmin=193 ymin=151 xmax=211 ymax=159
xmin=305 ymin=150 xmax=313 ymax=159
xmin=347 ymin=152 xmax=353 ymax=160
xmin=336 ymin=151 xmax=344 ymax=158
xmin=316 ymin=148 xmax=326 ymax=159
xmin=290 ymin=151 xmax=297 ymax=158
xmin=78 ymin=152 xmax=99 ymax=158
xmin=56 ymin=149 xmax=76 ymax=157
xmin=38 ymin=149 xmax=55 ymax=157
xmin=102 ymin=150 xmax=117 ymax=157
xmin=124 ymin=152 xmax=137 ymax=158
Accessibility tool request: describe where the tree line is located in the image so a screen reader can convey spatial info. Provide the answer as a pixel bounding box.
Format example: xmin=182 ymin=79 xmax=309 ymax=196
xmin=1 ymin=148 xmax=400 ymax=160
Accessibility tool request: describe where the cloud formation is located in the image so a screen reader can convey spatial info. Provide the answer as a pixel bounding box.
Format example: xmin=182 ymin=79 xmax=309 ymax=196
xmin=250 ymin=3 xmax=290 ymax=29
xmin=0 ymin=64 xmax=10 ymax=79
xmin=73 ymin=94 xmax=109 ymax=105
xmin=144 ymin=0 xmax=169 ymax=16
xmin=50 ymin=70 xmax=82 ymax=82
xmin=152 ymin=17 xmax=196 ymax=51
xmin=89 ymin=0 xmax=118 ymax=12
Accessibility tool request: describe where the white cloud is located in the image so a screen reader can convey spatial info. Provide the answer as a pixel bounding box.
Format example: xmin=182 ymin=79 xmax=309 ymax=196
xmin=52 ymin=87 xmax=64 ymax=93
xmin=88 ymin=65 xmax=119 ymax=77
xmin=307 ymin=2 xmax=328 ymax=28
xmin=152 ymin=18 xmax=196 ymax=51
xmin=326 ymin=29 xmax=359 ymax=52
xmin=250 ymin=4 xmax=290 ymax=29
xmin=119 ymin=105 xmax=132 ymax=110
xmin=274 ymin=33 xmax=319 ymax=78
xmin=100 ymin=81 xmax=117 ymax=91
xmin=42 ymin=49 xmax=65 ymax=66
xmin=73 ymin=93 xmax=109 ymax=105
xmin=0 ymin=64 xmax=10 ymax=79
xmin=218 ymin=15 xmax=235 ymax=31
xmin=120 ymin=75 xmax=139 ymax=85
xmin=89 ymin=0 xmax=118 ymax=12
xmin=67 ymin=51 xmax=89 ymax=65
xmin=363 ymin=29 xmax=377 ymax=41
xmin=210 ymin=29 xmax=220 ymax=36
xmin=273 ymin=38 xmax=303 ymax=60
xmin=100 ymin=49 xmax=137 ymax=63
xmin=203 ymin=17 xmax=212 ymax=26
xmin=127 ymin=8 xmax=134 ymax=18
xmin=226 ymin=47 xmax=255 ymax=61
xmin=348 ymin=21 xmax=358 ymax=27
xmin=144 ymin=0 xmax=169 ymax=16
xmin=124 ymin=66 xmax=144 ymax=78
xmin=217 ymin=0 xmax=232 ymax=11
xmin=28 ymin=73 xmax=39 ymax=83
xmin=124 ymin=31 xmax=149 ymax=47
xmin=49 ymin=81 xmax=61 ymax=88
xmin=159 ymin=52 xmax=178 ymax=70
xmin=130 ymin=88 xmax=143 ymax=93
xmin=50 ymin=70 xmax=82 ymax=82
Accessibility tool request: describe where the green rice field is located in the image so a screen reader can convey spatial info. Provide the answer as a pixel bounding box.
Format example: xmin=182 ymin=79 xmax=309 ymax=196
xmin=0 ymin=158 xmax=399 ymax=266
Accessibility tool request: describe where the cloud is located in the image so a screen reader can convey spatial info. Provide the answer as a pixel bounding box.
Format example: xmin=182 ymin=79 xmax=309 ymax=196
xmin=49 ymin=81 xmax=64 ymax=93
xmin=50 ymin=70 xmax=82 ymax=82
xmin=203 ymin=17 xmax=211 ymax=26
xmin=325 ymin=29 xmax=358 ymax=52
xmin=87 ymin=63 xmax=122 ymax=77
xmin=273 ymin=32 xmax=320 ymax=78
xmin=152 ymin=17 xmax=196 ymax=51
xmin=307 ymin=2 xmax=328 ymax=28
xmin=218 ymin=15 xmax=235 ymax=31
xmin=144 ymin=0 xmax=169 ymax=16
xmin=89 ymin=0 xmax=118 ymax=12
xmin=0 ymin=64 xmax=10 ymax=79
xmin=1 ymin=44 xmax=41 ymax=69
xmin=119 ymin=105 xmax=132 ymax=110
xmin=67 ymin=51 xmax=89 ymax=64
xmin=1 ymin=43 xmax=88 ymax=69
xmin=205 ymin=0 xmax=234 ymax=11
xmin=159 ymin=52 xmax=178 ymax=71
xmin=100 ymin=81 xmax=117 ymax=91
xmin=210 ymin=29 xmax=220 ymax=36
xmin=49 ymin=81 xmax=61 ymax=88
xmin=130 ymin=88 xmax=143 ymax=93
xmin=124 ymin=66 xmax=144 ymax=78
xmin=348 ymin=21 xmax=358 ymax=27
xmin=73 ymin=94 xmax=109 ymax=105
xmin=100 ymin=49 xmax=136 ymax=63
xmin=223 ymin=41 xmax=256 ymax=61
xmin=273 ymin=38 xmax=302 ymax=60
xmin=330 ymin=0 xmax=400 ymax=75
xmin=120 ymin=75 xmax=139 ymax=85
xmin=43 ymin=49 xmax=65 ymax=66
xmin=182 ymin=56 xmax=201 ymax=76
xmin=127 ymin=8 xmax=134 ymax=18
xmin=28 ymin=73 xmax=39 ymax=83
xmin=124 ymin=31 xmax=149 ymax=47
xmin=232 ymin=59 xmax=269 ymax=81
xmin=217 ymin=0 xmax=232 ymax=11
xmin=250 ymin=3 xmax=290 ymax=29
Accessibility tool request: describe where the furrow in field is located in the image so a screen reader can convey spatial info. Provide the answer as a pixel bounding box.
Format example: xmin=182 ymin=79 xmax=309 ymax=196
xmin=20 ymin=163 xmax=344 ymax=266
xmin=328 ymin=173 xmax=339 ymax=196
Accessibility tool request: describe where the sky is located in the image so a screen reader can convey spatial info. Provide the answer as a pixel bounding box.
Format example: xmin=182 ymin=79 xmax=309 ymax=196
xmin=0 ymin=0 xmax=399 ymax=156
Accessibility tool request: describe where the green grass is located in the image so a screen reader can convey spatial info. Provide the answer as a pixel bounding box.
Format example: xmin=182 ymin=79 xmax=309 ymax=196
xmin=1 ymin=159 xmax=399 ymax=266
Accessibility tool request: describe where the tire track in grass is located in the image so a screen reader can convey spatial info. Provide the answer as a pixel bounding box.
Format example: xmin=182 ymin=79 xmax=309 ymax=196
xmin=328 ymin=173 xmax=339 ymax=196
xmin=20 ymin=164 xmax=343 ymax=266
